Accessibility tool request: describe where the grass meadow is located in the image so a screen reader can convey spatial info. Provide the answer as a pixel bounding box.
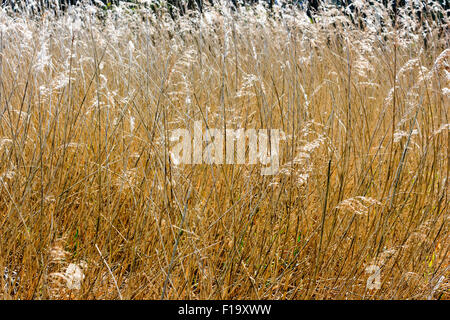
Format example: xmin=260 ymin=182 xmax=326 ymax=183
xmin=0 ymin=1 xmax=448 ymax=299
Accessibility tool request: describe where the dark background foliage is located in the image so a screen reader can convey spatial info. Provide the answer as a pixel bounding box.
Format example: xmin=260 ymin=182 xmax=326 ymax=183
xmin=0 ymin=0 xmax=448 ymax=27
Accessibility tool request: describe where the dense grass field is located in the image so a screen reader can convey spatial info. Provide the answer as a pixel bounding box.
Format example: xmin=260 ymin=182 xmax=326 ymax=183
xmin=0 ymin=1 xmax=448 ymax=299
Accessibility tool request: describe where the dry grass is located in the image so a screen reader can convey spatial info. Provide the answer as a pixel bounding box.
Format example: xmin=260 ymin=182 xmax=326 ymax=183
xmin=0 ymin=1 xmax=448 ymax=300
